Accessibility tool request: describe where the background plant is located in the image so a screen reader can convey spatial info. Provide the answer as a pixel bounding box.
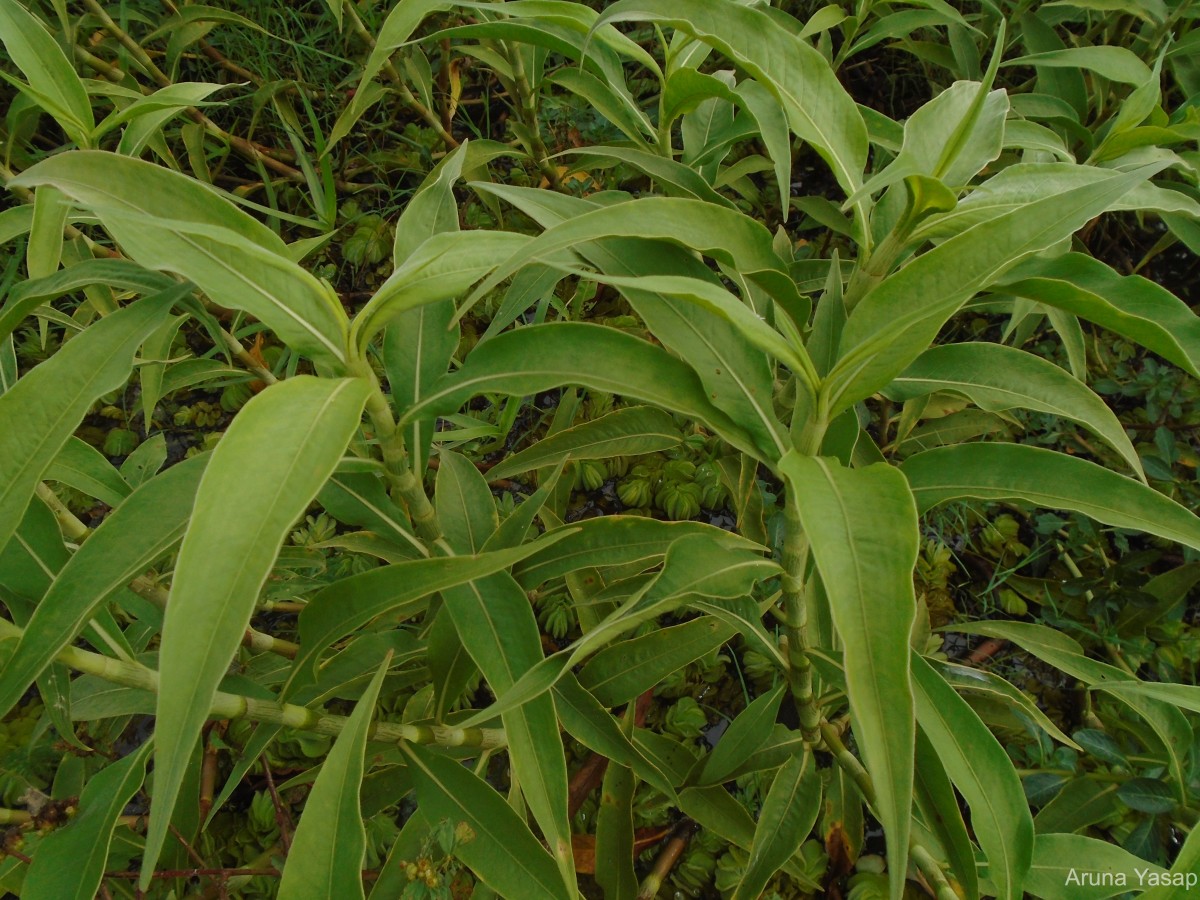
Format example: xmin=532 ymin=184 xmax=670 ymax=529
xmin=0 ymin=0 xmax=1199 ymax=898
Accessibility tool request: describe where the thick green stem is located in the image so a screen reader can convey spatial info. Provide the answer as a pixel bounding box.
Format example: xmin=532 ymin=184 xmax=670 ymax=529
xmin=782 ymin=505 xmax=822 ymax=743
xmin=0 ymin=616 xmax=504 ymax=750
xmin=910 ymin=841 xmax=963 ymax=900
xmin=502 ymin=42 xmax=560 ymax=189
xmin=360 ymin=375 xmax=440 ymax=544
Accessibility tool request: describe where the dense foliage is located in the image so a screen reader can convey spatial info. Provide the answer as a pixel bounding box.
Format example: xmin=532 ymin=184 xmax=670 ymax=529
xmin=1 ymin=0 xmax=1200 ymax=897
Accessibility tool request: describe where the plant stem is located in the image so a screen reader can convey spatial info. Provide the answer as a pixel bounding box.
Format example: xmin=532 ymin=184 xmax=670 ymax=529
xmin=781 ymin=507 xmax=822 ymax=743
xmin=501 ymin=42 xmax=561 ymax=189
xmin=360 ymin=374 xmax=441 ymax=544
xmin=910 ymin=841 xmax=963 ymax=900
xmin=0 ymin=615 xmax=505 ymax=750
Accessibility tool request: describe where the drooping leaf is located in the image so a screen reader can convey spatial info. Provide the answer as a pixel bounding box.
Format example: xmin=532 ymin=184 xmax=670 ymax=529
xmin=901 ymin=444 xmax=1200 ymax=552
xmin=487 ymin=407 xmax=682 ymax=481
xmin=399 ymin=741 xmax=571 ymax=900
xmin=912 ymin=654 xmax=1033 ymax=900
xmin=405 ymin=322 xmax=761 ymax=455
xmin=278 ymin=656 xmax=389 ymax=900
xmin=12 ymin=153 xmax=349 ymax=367
xmin=828 ymin=163 xmax=1166 ymax=414
xmin=0 ymin=286 xmax=182 ymax=556
xmin=885 ymin=343 xmax=1143 ymax=478
xmin=22 ymin=741 xmax=153 ymax=900
xmin=0 ymin=455 xmax=206 ymax=720
xmin=144 ymin=376 xmax=370 ymax=886
xmin=733 ymin=749 xmax=822 ymax=900
xmin=778 ymin=454 xmax=916 ymax=899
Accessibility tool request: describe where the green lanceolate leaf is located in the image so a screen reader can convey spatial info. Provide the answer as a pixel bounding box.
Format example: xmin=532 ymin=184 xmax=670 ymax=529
xmin=0 ymin=285 xmax=182 ymax=556
xmin=595 ymin=0 xmax=867 ymax=199
xmin=996 ymin=252 xmax=1200 ymax=378
xmin=733 ymin=749 xmax=822 ymax=900
xmin=513 ymin=517 xmax=762 ymax=589
xmin=779 ymin=453 xmax=916 ymax=899
xmin=435 ymin=450 xmax=499 ymax=553
xmin=827 ymin=163 xmax=1166 ymax=414
xmin=405 ymin=322 xmax=761 ymax=455
xmin=901 ymin=444 xmax=1200 ymax=552
xmin=701 ymin=683 xmax=786 ymax=786
xmin=45 ymin=437 xmax=132 ymax=508
xmin=353 ymin=230 xmax=530 ymax=351
xmin=464 ymin=197 xmax=798 ymax=319
xmin=595 ymin=706 xmax=637 ymax=900
xmin=278 ymin=655 xmax=389 ymax=900
xmin=886 ymin=343 xmax=1143 ymax=478
xmin=0 ymin=455 xmax=206 ymax=720
xmin=1022 ymin=834 xmax=1165 ymax=900
xmin=912 ymin=653 xmax=1033 ymax=900
xmin=22 ymin=741 xmax=153 ymax=900
xmin=443 ymin=573 xmax=575 ymax=890
xmin=287 ymin=532 xmax=577 ymax=699
xmin=579 ymin=616 xmax=737 ymax=708
xmin=913 ymin=727 xmax=978 ymax=900
xmin=0 ymin=259 xmax=176 ymax=345
xmin=486 ymin=406 xmax=682 ymax=481
xmin=144 ymin=375 xmax=370 ymax=887
xmin=398 ymin=741 xmax=571 ymax=900
xmin=0 ymin=0 xmax=94 ymax=142
xmin=11 ymin=153 xmax=349 ymax=367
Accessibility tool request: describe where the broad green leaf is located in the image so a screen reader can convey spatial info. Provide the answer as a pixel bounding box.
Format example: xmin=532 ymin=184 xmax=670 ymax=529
xmin=1033 ymin=778 xmax=1121 ymax=835
xmin=443 ymin=573 xmax=575 ymax=889
xmin=0 ymin=286 xmax=181 ymax=556
xmin=513 ymin=516 xmax=761 ymax=589
xmin=277 ymin=656 xmax=389 ymax=900
xmin=913 ymin=164 xmax=1200 ymax=242
xmin=398 ymin=741 xmax=571 ymax=900
xmin=913 ymin=728 xmax=978 ymax=900
xmin=472 ymin=184 xmax=794 ymax=458
xmin=885 ymin=343 xmax=1143 ymax=478
xmin=486 ymin=407 xmax=682 ymax=481
xmin=563 ymin=146 xmax=734 ymax=207
xmin=11 ymin=153 xmax=348 ymax=367
xmin=353 ymin=231 xmax=530 ymax=352
xmin=853 ymin=80 xmax=1008 ymax=201
xmin=0 ymin=0 xmax=93 ymax=142
xmin=733 ymin=750 xmax=821 ymax=900
xmin=435 ymin=450 xmax=498 ymax=553
xmin=545 ymin=67 xmax=655 ymax=145
xmin=22 ymin=741 xmax=152 ymax=900
xmin=1022 ymin=834 xmax=1166 ymax=900
xmin=912 ymin=654 xmax=1033 ymax=900
xmin=98 ymin=82 xmax=229 ymax=142
xmin=28 ymin=185 xmax=67 ymax=279
xmin=828 ymin=164 xmax=1165 ymax=414
xmin=552 ymin=674 xmax=677 ymax=800
xmin=595 ymin=707 xmax=637 ymax=900
xmin=901 ymin=444 xmax=1200 ymax=552
xmin=465 ymin=197 xmax=799 ymax=319
xmin=393 ymin=140 xmax=468 ymax=264
xmin=996 ymin=252 xmax=1200 ymax=378
xmin=0 ymin=456 xmax=206 ymax=720
xmin=735 ymin=79 xmax=792 ymax=212
xmin=44 ymin=437 xmax=132 ymax=508
xmin=930 ymin=660 xmax=1081 ymax=750
xmin=287 ymin=534 xmax=577 ymax=699
xmin=1004 ymin=47 xmax=1152 ymax=85
xmin=595 ymin=0 xmax=867 ymax=197
xmin=405 ymin=322 xmax=761 ymax=455
xmin=578 ymin=616 xmax=737 ymax=708
xmin=701 ymin=683 xmax=785 ymax=786
xmin=779 ymin=453 xmax=915 ymax=899
xmin=144 ymin=376 xmax=370 ymax=887
xmin=0 ymin=259 xmax=176 ymax=345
